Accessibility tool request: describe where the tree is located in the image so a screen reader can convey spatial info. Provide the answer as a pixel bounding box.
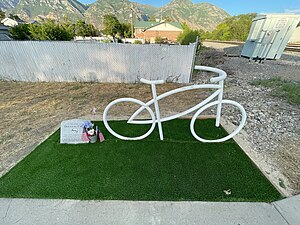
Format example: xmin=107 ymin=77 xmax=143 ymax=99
xmin=118 ymin=22 xmax=131 ymax=38
xmin=0 ymin=10 xmax=5 ymax=21
xmin=8 ymin=19 xmax=98 ymax=41
xmin=9 ymin=24 xmax=31 ymax=40
xmin=177 ymin=30 xmax=199 ymax=45
xmin=206 ymin=13 xmax=257 ymax=41
xmin=60 ymin=18 xmax=98 ymax=37
xmin=74 ymin=20 xmax=98 ymax=37
xmin=29 ymin=20 xmax=74 ymax=41
xmin=102 ymin=14 xmax=121 ymax=41
xmin=177 ymin=23 xmax=200 ymax=45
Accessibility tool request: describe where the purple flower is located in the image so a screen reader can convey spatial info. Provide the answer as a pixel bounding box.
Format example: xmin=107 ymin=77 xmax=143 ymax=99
xmin=82 ymin=121 xmax=93 ymax=129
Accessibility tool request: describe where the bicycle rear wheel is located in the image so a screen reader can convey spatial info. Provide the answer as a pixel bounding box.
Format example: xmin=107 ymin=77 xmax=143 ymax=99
xmin=103 ymin=98 xmax=156 ymax=140
xmin=190 ymin=100 xmax=246 ymax=142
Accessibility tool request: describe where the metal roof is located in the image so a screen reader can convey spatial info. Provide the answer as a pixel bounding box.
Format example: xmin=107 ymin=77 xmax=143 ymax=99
xmin=134 ymin=21 xmax=183 ymax=30
xmin=134 ymin=21 xmax=160 ymax=29
xmin=0 ymin=34 xmax=12 ymax=41
xmin=0 ymin=24 xmax=10 ymax=31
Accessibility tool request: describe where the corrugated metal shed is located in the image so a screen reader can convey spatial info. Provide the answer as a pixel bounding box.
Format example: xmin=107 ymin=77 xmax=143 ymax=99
xmin=289 ymin=27 xmax=300 ymax=43
xmin=241 ymin=14 xmax=300 ymax=60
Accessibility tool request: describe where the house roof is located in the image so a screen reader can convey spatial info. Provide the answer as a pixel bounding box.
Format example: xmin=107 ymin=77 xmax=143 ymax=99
xmin=134 ymin=21 xmax=183 ymax=30
xmin=0 ymin=24 xmax=10 ymax=31
xmin=134 ymin=21 xmax=160 ymax=29
xmin=1 ymin=17 xmax=25 ymax=24
xmin=0 ymin=33 xmax=12 ymax=41
xmin=166 ymin=22 xmax=183 ymax=30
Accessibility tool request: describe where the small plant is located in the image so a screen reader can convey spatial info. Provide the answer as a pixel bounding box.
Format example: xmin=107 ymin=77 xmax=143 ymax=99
xmin=279 ymin=178 xmax=286 ymax=189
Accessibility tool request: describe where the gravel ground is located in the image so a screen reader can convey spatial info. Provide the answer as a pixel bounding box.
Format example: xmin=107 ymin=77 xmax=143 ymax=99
xmin=196 ymin=43 xmax=300 ymax=195
xmin=0 ymin=43 xmax=299 ymax=196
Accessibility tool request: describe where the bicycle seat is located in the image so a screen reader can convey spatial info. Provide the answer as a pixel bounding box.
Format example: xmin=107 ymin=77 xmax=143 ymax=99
xmin=140 ymin=78 xmax=165 ymax=85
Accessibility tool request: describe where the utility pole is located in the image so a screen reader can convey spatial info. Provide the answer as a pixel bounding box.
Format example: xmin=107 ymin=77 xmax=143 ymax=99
xmin=129 ymin=8 xmax=134 ymax=38
xmin=161 ymin=0 xmax=163 ymax=21
xmin=129 ymin=13 xmax=133 ymax=38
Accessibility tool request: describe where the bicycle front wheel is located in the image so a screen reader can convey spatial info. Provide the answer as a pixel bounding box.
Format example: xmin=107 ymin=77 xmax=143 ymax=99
xmin=190 ymin=100 xmax=246 ymax=143
xmin=103 ymin=98 xmax=156 ymax=140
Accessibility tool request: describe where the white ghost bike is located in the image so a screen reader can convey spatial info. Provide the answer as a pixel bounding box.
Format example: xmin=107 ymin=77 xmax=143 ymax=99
xmin=103 ymin=65 xmax=246 ymax=142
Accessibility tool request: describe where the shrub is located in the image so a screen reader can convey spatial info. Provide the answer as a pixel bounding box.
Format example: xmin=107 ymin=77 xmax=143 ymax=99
xmin=133 ymin=40 xmax=142 ymax=44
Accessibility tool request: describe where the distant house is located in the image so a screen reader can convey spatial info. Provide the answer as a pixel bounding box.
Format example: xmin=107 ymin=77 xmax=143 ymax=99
xmin=134 ymin=21 xmax=183 ymax=43
xmin=0 ymin=24 xmax=12 ymax=41
xmin=1 ymin=17 xmax=25 ymax=27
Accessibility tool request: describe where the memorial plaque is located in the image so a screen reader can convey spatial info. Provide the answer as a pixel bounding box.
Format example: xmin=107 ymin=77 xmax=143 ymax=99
xmin=60 ymin=119 xmax=89 ymax=144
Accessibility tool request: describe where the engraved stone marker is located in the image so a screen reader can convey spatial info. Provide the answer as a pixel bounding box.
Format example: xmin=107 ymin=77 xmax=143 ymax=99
xmin=60 ymin=119 xmax=89 ymax=144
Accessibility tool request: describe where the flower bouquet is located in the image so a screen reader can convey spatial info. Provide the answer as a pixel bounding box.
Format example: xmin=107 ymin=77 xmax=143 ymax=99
xmin=82 ymin=121 xmax=98 ymax=143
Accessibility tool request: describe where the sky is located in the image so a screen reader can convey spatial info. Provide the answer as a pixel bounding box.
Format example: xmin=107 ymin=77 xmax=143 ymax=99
xmin=78 ymin=0 xmax=300 ymax=16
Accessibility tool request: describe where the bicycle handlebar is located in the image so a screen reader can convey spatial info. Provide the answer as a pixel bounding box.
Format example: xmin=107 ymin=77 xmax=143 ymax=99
xmin=194 ymin=65 xmax=227 ymax=83
xmin=140 ymin=78 xmax=165 ymax=85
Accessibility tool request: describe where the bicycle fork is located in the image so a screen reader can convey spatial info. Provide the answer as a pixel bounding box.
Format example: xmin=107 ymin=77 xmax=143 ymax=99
xmin=151 ymin=83 xmax=164 ymax=140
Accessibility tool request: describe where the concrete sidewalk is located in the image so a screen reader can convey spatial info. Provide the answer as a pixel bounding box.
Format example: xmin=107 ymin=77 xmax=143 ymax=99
xmin=0 ymin=195 xmax=299 ymax=225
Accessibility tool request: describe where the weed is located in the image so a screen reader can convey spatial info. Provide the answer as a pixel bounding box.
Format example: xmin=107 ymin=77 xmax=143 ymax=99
xmin=251 ymin=77 xmax=300 ymax=105
xmin=279 ymin=178 xmax=286 ymax=189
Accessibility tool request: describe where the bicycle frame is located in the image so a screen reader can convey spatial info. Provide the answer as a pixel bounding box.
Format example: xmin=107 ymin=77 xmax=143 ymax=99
xmin=103 ymin=65 xmax=246 ymax=142
xmin=128 ymin=66 xmax=226 ymax=129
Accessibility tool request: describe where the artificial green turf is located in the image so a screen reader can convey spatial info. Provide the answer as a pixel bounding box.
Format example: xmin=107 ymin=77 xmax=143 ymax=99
xmin=0 ymin=119 xmax=282 ymax=202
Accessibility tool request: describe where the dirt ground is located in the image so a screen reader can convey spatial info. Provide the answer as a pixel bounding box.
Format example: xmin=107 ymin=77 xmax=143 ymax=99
xmin=0 ymin=81 xmax=213 ymax=176
xmin=0 ymin=44 xmax=299 ymax=196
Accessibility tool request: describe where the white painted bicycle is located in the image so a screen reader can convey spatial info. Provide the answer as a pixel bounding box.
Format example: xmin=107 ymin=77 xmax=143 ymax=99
xmin=103 ymin=65 xmax=246 ymax=142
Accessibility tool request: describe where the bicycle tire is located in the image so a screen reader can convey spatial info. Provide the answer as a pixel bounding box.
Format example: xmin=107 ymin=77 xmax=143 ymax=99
xmin=190 ymin=100 xmax=246 ymax=143
xmin=103 ymin=98 xmax=156 ymax=140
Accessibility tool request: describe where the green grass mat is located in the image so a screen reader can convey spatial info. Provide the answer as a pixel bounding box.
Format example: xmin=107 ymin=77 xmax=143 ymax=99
xmin=0 ymin=119 xmax=282 ymax=202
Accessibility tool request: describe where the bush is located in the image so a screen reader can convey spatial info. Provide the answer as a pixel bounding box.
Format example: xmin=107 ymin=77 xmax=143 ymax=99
xmin=29 ymin=21 xmax=74 ymax=41
xmin=9 ymin=19 xmax=98 ymax=41
xmin=206 ymin=13 xmax=257 ymax=41
xmin=133 ymin=40 xmax=142 ymax=44
xmin=155 ymin=36 xmax=163 ymax=44
xmin=9 ymin=24 xmax=31 ymax=40
xmin=177 ymin=30 xmax=199 ymax=45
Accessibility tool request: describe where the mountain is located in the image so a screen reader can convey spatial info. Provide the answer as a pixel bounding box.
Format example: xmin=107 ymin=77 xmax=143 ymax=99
xmin=134 ymin=3 xmax=158 ymax=17
xmin=1 ymin=0 xmax=230 ymax=31
xmin=3 ymin=0 xmax=88 ymax=21
xmin=0 ymin=0 xmax=19 ymax=11
xmin=153 ymin=0 xmax=229 ymax=31
xmin=84 ymin=0 xmax=148 ymax=26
